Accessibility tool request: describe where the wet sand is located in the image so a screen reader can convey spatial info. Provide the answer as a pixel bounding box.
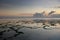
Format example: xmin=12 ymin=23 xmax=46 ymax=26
xmin=0 ymin=19 xmax=60 ymax=40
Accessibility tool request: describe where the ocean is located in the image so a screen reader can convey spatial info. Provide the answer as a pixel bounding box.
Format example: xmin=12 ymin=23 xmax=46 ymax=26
xmin=0 ymin=19 xmax=60 ymax=40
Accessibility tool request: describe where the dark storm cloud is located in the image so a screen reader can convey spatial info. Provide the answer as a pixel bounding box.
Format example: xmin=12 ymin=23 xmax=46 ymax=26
xmin=0 ymin=0 xmax=44 ymax=9
xmin=0 ymin=0 xmax=35 ymax=7
xmin=57 ymin=6 xmax=60 ymax=8
xmin=0 ymin=0 xmax=33 ymax=9
xmin=0 ymin=0 xmax=60 ymax=9
xmin=54 ymin=6 xmax=60 ymax=8
xmin=56 ymin=6 xmax=60 ymax=8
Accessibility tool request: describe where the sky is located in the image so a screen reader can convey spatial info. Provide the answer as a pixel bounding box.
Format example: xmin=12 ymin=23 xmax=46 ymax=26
xmin=0 ymin=0 xmax=60 ymax=16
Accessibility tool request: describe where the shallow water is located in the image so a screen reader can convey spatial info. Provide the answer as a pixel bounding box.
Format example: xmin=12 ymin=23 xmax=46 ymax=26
xmin=0 ymin=19 xmax=60 ymax=40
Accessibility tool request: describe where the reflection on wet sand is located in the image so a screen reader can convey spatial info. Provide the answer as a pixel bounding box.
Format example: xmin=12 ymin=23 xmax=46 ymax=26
xmin=0 ymin=19 xmax=60 ymax=40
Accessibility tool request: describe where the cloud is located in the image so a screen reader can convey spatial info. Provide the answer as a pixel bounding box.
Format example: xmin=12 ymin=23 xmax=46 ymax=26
xmin=48 ymin=11 xmax=56 ymax=15
xmin=56 ymin=6 xmax=60 ymax=8
xmin=54 ymin=6 xmax=60 ymax=8
xmin=0 ymin=0 xmax=60 ymax=9
xmin=0 ymin=3 xmax=14 ymax=9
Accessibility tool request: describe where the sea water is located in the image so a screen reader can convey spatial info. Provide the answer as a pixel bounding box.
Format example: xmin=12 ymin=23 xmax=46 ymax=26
xmin=0 ymin=19 xmax=60 ymax=40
